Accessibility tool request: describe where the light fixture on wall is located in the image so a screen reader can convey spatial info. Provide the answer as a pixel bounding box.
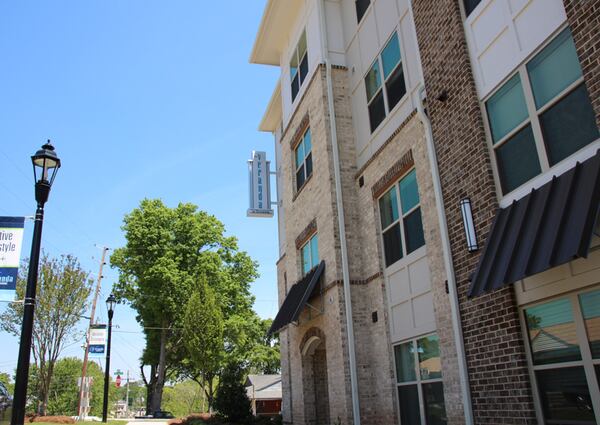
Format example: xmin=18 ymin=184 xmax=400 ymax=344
xmin=460 ymin=198 xmax=478 ymax=252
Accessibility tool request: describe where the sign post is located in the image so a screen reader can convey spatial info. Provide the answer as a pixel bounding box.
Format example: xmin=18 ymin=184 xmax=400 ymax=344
xmin=88 ymin=324 xmax=107 ymax=357
xmin=0 ymin=216 xmax=25 ymax=301
xmin=247 ymin=151 xmax=274 ymax=218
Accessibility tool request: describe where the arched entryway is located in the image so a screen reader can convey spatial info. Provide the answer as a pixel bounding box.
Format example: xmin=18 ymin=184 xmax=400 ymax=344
xmin=300 ymin=328 xmax=330 ymax=425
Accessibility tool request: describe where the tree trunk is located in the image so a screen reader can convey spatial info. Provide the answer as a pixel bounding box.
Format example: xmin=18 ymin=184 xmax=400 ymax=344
xmin=149 ymin=326 xmax=168 ymax=413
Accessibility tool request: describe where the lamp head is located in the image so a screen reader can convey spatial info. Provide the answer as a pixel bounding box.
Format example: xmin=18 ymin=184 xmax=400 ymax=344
xmin=31 ymin=141 xmax=61 ymax=204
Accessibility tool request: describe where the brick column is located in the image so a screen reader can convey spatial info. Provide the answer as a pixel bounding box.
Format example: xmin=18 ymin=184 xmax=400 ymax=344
xmin=410 ymin=1 xmax=536 ymax=423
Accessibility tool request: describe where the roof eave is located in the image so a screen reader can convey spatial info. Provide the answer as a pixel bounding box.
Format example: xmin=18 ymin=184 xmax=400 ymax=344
xmin=259 ymin=82 xmax=282 ymax=133
xmin=250 ymin=0 xmax=303 ymax=65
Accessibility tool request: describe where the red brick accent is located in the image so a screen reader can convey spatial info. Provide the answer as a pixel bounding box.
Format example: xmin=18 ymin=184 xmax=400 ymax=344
xmin=290 ymin=113 xmax=310 ymax=149
xmin=564 ymin=0 xmax=600 ymax=129
xmin=295 ymin=218 xmax=318 ymax=250
xmin=411 ymin=0 xmax=536 ymax=423
xmin=371 ymin=150 xmax=414 ymax=199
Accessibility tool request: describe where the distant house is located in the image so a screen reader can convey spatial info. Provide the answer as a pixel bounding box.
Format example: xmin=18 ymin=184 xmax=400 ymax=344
xmin=245 ymin=375 xmax=282 ymax=417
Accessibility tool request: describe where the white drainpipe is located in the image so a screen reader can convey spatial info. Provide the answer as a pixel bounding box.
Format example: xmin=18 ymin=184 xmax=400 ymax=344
xmin=415 ymin=86 xmax=474 ymax=425
xmin=317 ymin=1 xmax=362 ymax=424
xmin=405 ymin=4 xmax=473 ymax=422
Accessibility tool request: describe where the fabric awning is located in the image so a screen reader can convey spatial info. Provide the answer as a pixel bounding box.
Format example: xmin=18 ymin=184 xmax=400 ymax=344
xmin=469 ymin=151 xmax=600 ymax=297
xmin=268 ymin=261 xmax=325 ymax=335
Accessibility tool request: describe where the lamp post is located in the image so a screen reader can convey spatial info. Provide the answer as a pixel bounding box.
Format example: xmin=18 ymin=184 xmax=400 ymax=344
xmin=102 ymin=294 xmax=116 ymax=423
xmin=11 ymin=141 xmax=61 ymax=425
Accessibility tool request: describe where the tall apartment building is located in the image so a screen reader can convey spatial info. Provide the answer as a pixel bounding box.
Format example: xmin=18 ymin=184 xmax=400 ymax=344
xmin=250 ymin=0 xmax=600 ymax=424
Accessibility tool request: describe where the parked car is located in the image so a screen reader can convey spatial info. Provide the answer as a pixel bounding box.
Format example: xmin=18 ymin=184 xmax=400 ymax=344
xmin=0 ymin=382 xmax=12 ymax=425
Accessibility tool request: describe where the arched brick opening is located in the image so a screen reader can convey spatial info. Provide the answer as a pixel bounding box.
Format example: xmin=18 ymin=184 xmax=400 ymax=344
xmin=300 ymin=327 xmax=330 ymax=425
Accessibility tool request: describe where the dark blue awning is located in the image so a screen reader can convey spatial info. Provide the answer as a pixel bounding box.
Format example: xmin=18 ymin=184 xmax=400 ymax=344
xmin=469 ymin=151 xmax=600 ymax=297
xmin=268 ymin=261 xmax=325 ymax=335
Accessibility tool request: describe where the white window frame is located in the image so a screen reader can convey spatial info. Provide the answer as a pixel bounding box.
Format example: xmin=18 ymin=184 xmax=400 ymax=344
xmin=377 ymin=168 xmax=424 ymax=269
xmin=365 ymin=30 xmax=408 ymax=133
xmin=290 ymin=29 xmax=308 ymax=103
xmin=294 ymin=127 xmax=312 ymax=192
xmin=519 ymin=287 xmax=600 ymax=424
xmin=392 ymin=333 xmax=446 ymax=425
xmin=482 ymin=25 xmax=599 ymax=198
xmin=300 ymin=233 xmax=318 ymax=277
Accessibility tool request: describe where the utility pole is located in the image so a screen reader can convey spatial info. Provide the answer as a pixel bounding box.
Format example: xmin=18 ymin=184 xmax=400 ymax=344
xmin=77 ymin=246 xmax=109 ymax=419
xmin=125 ymin=370 xmax=130 ymax=417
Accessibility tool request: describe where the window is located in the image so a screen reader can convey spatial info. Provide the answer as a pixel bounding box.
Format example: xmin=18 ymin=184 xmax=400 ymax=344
xmin=290 ymin=30 xmax=309 ymax=102
xmin=300 ymin=233 xmax=319 ymax=276
xmin=523 ymin=290 xmax=600 ymax=424
xmin=485 ymin=28 xmax=599 ymax=194
xmin=295 ymin=128 xmax=312 ymax=191
xmin=355 ymin=0 xmax=370 ymax=23
xmin=379 ymin=169 xmax=425 ymax=267
xmin=365 ymin=32 xmax=407 ymax=133
xmin=394 ymin=334 xmax=448 ymax=425
xmin=463 ymin=0 xmax=481 ymax=17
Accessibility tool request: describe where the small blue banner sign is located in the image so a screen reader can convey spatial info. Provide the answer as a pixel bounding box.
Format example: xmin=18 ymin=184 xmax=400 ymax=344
xmin=88 ymin=324 xmax=107 ymax=357
xmin=0 ymin=216 xmax=25 ymax=301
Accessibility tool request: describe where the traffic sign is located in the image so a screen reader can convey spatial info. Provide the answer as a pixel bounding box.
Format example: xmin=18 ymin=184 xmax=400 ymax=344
xmin=114 ymin=369 xmax=124 ymax=376
xmin=115 ymin=375 xmax=121 ymax=388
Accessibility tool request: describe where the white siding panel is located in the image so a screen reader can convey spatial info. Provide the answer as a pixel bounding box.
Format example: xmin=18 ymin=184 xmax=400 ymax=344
xmin=399 ymin=12 xmax=422 ymax=90
xmin=347 ymin=37 xmax=362 ymax=90
xmin=374 ymin=0 xmax=399 ymax=49
xmin=325 ymin=0 xmax=346 ymax=57
xmin=470 ymin=0 xmax=506 ymax=53
xmin=412 ymin=292 xmax=435 ymax=329
xmin=340 ymin=0 xmax=357 ymax=50
xmin=389 ymin=267 xmax=410 ymax=304
xmin=358 ymin=10 xmax=379 ymax=73
xmin=408 ymin=255 xmax=430 ymax=295
xmin=396 ymin=0 xmax=409 ymax=16
xmin=478 ymin=28 xmax=516 ymax=91
xmin=386 ymin=249 xmax=434 ymax=343
xmin=514 ymin=0 xmax=566 ymax=55
xmin=465 ymin=0 xmax=567 ymax=98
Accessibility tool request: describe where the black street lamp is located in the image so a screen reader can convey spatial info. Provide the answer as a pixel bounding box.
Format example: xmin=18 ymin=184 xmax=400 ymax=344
xmin=11 ymin=141 xmax=61 ymax=425
xmin=102 ymin=294 xmax=116 ymax=423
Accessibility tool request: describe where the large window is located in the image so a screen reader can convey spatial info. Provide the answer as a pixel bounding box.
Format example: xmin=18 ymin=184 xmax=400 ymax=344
xmin=379 ymin=169 xmax=425 ymax=267
xmin=394 ymin=334 xmax=448 ymax=425
xmin=523 ymin=290 xmax=600 ymax=424
xmin=355 ymin=0 xmax=370 ymax=23
xmin=365 ymin=32 xmax=407 ymax=133
xmin=463 ymin=0 xmax=481 ymax=17
xmin=485 ymin=28 xmax=599 ymax=194
xmin=300 ymin=233 xmax=319 ymax=276
xmin=295 ymin=128 xmax=312 ymax=191
xmin=290 ymin=30 xmax=308 ymax=102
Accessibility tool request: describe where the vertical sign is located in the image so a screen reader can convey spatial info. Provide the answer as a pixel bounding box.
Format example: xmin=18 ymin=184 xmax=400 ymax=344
xmin=247 ymin=151 xmax=274 ymax=218
xmin=88 ymin=324 xmax=107 ymax=357
xmin=0 ymin=216 xmax=25 ymax=301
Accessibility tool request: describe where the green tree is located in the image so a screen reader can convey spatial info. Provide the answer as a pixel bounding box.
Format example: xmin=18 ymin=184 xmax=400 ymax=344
xmin=110 ymin=199 xmax=258 ymax=414
xmin=182 ymin=286 xmax=224 ymax=411
xmin=247 ymin=319 xmax=281 ymax=375
xmin=213 ymin=364 xmax=252 ymax=424
xmin=0 ymin=372 xmax=13 ymax=395
xmin=162 ymin=380 xmax=206 ymax=417
xmin=0 ymin=254 xmax=93 ymax=415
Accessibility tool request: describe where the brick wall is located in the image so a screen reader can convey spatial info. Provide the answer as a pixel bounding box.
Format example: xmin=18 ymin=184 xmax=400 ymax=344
xmin=564 ymin=0 xmax=600 ymax=129
xmin=410 ymin=0 xmax=536 ymax=423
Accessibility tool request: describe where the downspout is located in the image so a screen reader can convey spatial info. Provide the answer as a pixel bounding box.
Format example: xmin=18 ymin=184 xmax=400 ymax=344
xmin=317 ymin=1 xmax=361 ymax=424
xmin=405 ymin=3 xmax=473 ymax=422
xmin=415 ymin=86 xmax=474 ymax=424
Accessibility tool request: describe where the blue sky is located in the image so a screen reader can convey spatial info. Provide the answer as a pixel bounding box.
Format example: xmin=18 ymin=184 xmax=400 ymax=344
xmin=0 ymin=1 xmax=279 ymax=382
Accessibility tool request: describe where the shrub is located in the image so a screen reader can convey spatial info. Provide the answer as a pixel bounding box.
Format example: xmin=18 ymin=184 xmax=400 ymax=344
xmin=213 ymin=364 xmax=252 ymax=424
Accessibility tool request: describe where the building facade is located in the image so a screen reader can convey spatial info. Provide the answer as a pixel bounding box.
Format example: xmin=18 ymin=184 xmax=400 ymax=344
xmin=250 ymin=0 xmax=600 ymax=424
